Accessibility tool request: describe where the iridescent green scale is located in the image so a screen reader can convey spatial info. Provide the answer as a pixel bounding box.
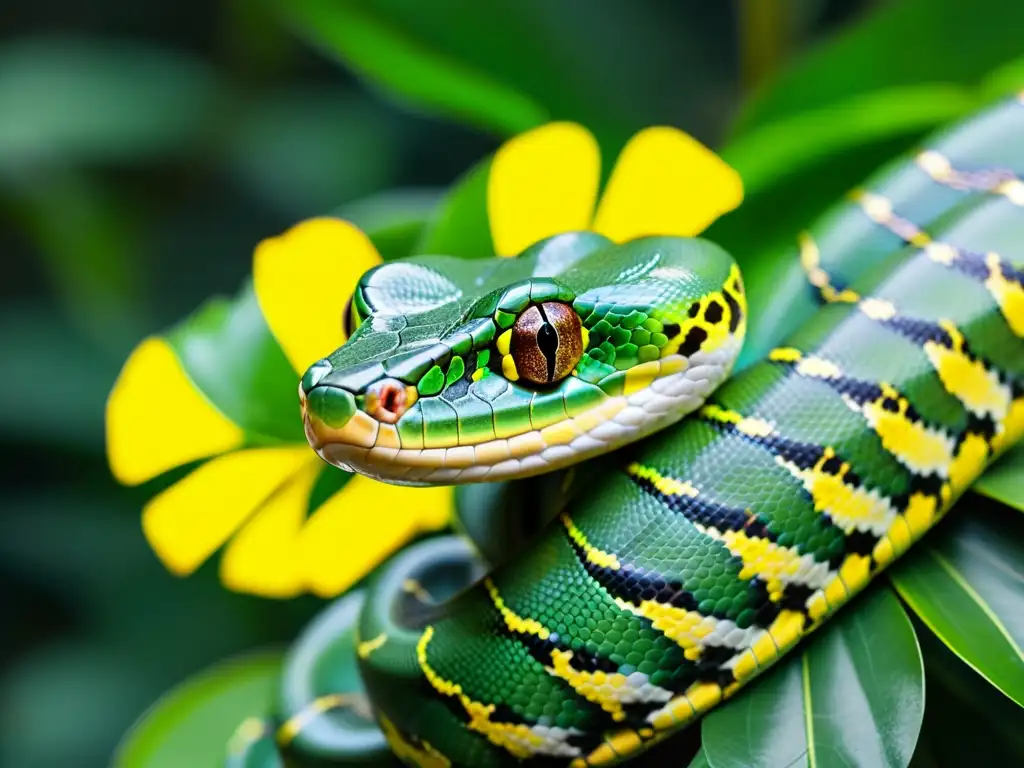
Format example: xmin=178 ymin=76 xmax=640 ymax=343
xmin=235 ymin=96 xmax=1024 ymax=768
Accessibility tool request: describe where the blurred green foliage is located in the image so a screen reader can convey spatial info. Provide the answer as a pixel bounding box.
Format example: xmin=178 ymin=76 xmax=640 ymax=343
xmin=3 ymin=2 xmax=1024 ymax=767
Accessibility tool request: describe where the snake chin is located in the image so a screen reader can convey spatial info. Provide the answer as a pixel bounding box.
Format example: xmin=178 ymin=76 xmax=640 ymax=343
xmin=311 ymin=337 xmax=743 ymax=487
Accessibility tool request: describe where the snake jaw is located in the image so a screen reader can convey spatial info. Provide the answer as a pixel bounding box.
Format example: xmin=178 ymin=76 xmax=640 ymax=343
xmin=306 ymin=335 xmax=743 ymax=487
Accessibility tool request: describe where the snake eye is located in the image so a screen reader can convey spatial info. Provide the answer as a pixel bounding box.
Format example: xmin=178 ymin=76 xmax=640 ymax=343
xmin=510 ymin=301 xmax=583 ymax=385
xmin=364 ymin=378 xmax=417 ymax=424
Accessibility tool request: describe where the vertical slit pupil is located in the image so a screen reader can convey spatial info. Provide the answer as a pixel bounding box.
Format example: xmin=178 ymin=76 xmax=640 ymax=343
xmin=536 ymin=323 xmax=559 ymax=383
xmin=343 ymin=294 xmax=356 ymax=338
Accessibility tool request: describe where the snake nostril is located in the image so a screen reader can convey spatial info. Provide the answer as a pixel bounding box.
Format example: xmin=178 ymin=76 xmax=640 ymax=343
xmin=365 ymin=378 xmax=416 ymax=424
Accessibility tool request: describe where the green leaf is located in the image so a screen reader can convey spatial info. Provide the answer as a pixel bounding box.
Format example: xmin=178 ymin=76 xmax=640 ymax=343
xmin=702 ymin=586 xmax=924 ymax=768
xmin=688 ymin=748 xmax=712 ymax=768
xmin=271 ymin=0 xmax=731 ymax=153
xmin=113 ymin=650 xmax=282 ymax=768
xmin=915 ymin=620 xmax=1024 ymax=764
xmin=0 ymin=35 xmax=218 ymax=170
xmin=274 ymin=0 xmax=547 ymax=136
xmin=890 ymin=502 xmax=1024 ymax=708
xmin=339 ymin=187 xmax=444 ymax=262
xmin=166 ymin=282 xmax=304 ymax=444
xmin=715 ymin=91 xmax=1024 ymax=371
xmin=415 ymin=158 xmax=495 ymax=259
xmin=733 ymin=0 xmax=1024 ymax=137
xmin=722 ymin=84 xmax=976 ymax=198
xmin=974 ymin=445 xmax=1024 ymax=513
xmin=223 ymin=87 xmax=401 ymax=219
xmin=979 ymin=55 xmax=1024 ymax=101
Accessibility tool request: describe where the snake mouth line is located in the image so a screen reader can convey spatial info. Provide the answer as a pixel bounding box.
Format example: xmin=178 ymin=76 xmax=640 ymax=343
xmin=304 ymin=340 xmax=741 ymax=486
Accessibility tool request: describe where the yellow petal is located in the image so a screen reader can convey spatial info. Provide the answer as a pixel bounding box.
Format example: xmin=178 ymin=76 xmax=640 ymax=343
xmin=253 ymin=217 xmax=382 ymax=373
xmin=487 ymin=122 xmax=600 ymax=257
xmin=106 ymin=337 xmax=244 ymax=486
xmin=142 ymin=446 xmax=312 ymax=577
xmin=219 ymin=461 xmax=321 ymax=598
xmin=592 ymin=127 xmax=744 ymax=242
xmin=300 ymin=476 xmax=454 ymax=597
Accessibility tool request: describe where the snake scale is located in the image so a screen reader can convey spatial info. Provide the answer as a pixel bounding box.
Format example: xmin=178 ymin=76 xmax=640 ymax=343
xmin=227 ymin=95 xmax=1024 ymax=767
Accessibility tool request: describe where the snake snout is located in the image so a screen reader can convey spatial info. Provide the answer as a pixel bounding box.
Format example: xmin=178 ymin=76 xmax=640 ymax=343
xmin=303 ymin=384 xmax=357 ymax=437
xmin=300 ymin=358 xmax=356 ymax=445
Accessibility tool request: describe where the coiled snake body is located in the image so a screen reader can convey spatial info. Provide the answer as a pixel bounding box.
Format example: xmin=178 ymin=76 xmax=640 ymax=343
xmin=229 ymin=96 xmax=1024 ymax=767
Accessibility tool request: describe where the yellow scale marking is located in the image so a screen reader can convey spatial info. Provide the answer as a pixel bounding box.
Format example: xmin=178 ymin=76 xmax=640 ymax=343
xmin=796 ymin=233 xmax=1017 ymax=458
xmin=416 ymin=626 xmax=579 ymax=760
xmin=851 ymin=187 xmax=1024 ymax=338
xmin=798 ymin=232 xmax=861 ymax=304
xmin=403 ymin=578 xmax=436 ymax=603
xmin=227 ymin=717 xmax=269 ymax=757
xmin=617 ymin=597 xmax=717 ymax=662
xmin=357 ymin=632 xmax=388 ymax=659
xmin=859 ymin=384 xmax=955 ymax=478
xmin=917 ymin=148 xmax=1024 ymax=207
xmin=770 ymin=348 xmax=957 ymax=478
xmin=984 ymin=251 xmax=1024 ymax=336
xmin=277 ymin=693 xmax=371 ymax=746
xmin=627 ymin=461 xmax=824 ymax=603
xmin=380 ymin=714 xmax=451 ymax=768
xmin=484 ymin=578 xmax=550 ymax=639
xmin=622 ymin=361 xmax=661 ymax=395
xmin=779 ymin=447 xmax=898 ymax=536
xmin=719 ymin=528 xmax=810 ymax=603
xmin=925 ymin=320 xmax=1011 ymax=423
xmin=662 ymin=263 xmax=746 ymax=358
xmin=485 ymin=546 xmax=679 ymax=727
xmin=626 ymin=462 xmax=698 ymax=498
xmin=562 ymin=509 xmax=723 ymax=663
xmin=495 ymin=329 xmax=521 ymax=382
xmin=561 ymin=513 xmax=621 ymax=569
xmin=700 ymin=404 xmax=898 ymax=536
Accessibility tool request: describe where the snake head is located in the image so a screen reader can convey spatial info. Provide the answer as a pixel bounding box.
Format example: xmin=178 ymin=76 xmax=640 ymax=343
xmin=300 ymin=232 xmax=746 ymax=486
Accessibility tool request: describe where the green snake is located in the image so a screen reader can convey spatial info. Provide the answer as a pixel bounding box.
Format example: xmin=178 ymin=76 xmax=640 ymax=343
xmin=227 ymin=95 xmax=1024 ymax=767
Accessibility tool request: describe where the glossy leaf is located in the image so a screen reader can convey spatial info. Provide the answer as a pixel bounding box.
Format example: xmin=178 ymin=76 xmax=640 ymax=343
xmin=702 ymin=586 xmax=924 ymax=768
xmin=0 ymin=36 xmax=218 ymax=169
xmin=915 ymin=621 xmax=1024 ymax=765
xmin=722 ymin=84 xmax=975 ymax=198
xmin=688 ymin=748 xmax=712 ymax=768
xmin=340 ymin=187 xmax=444 ymax=262
xmin=890 ymin=502 xmax=1024 ymax=708
xmin=979 ymin=55 xmax=1024 ymax=102
xmin=973 ymin=445 xmax=1024 ymax=513
xmin=165 ymin=282 xmax=304 ymax=444
xmin=733 ymin=0 xmax=1024 ymax=136
xmin=275 ymin=0 xmax=547 ymax=136
xmin=716 ymin=92 xmax=1024 ymax=370
xmin=271 ymin=0 xmax=732 ymax=152
xmin=113 ymin=651 xmax=282 ymax=768
xmin=415 ymin=157 xmax=495 ymax=259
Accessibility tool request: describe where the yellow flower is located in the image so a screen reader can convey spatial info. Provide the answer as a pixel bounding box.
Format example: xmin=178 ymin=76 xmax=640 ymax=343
xmin=105 ymin=120 xmax=741 ymax=600
xmin=486 ymin=122 xmax=742 ymax=255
